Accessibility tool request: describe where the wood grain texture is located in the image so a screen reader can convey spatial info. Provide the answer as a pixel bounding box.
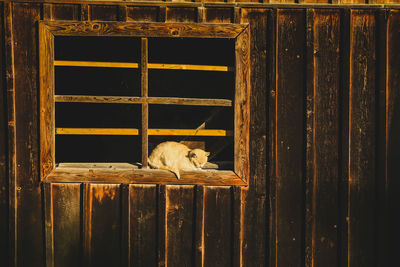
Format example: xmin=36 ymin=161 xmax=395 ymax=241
xmin=274 ymin=9 xmax=306 ymax=267
xmin=51 ymin=183 xmax=81 ymax=267
xmin=129 ymin=184 xmax=158 ymax=267
xmin=127 ymin=6 xmax=158 ymax=22
xmin=165 ymin=185 xmax=195 ymax=267
xmin=55 ymin=95 xmax=232 ymax=106
xmin=240 ymin=8 xmax=268 ymax=267
xmin=12 ymin=3 xmax=44 ymax=266
xmin=234 ymin=25 xmax=251 ymax=182
xmin=386 ymin=9 xmax=400 ymax=265
xmin=141 ymin=38 xmax=149 ymax=168
xmin=46 ymin=167 xmax=246 ymax=186
xmin=348 ymin=9 xmax=376 ymax=267
xmin=89 ymin=4 xmax=119 ymax=21
xmin=89 ymin=184 xmax=122 ymax=267
xmin=55 ymin=128 xmax=233 ymax=136
xmin=166 ymin=7 xmax=197 ymax=23
xmin=203 ymin=186 xmax=233 ymax=267
xmin=0 ymin=2 xmax=8 ymax=265
xmin=205 ymin=7 xmax=233 ymax=23
xmin=310 ymin=9 xmax=341 ymax=267
xmin=39 ymin=21 xmax=55 ymax=179
xmin=41 ymin=21 xmax=246 ymax=39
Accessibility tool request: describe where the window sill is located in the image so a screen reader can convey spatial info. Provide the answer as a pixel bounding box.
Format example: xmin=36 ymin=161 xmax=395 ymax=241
xmin=43 ymin=163 xmax=247 ymax=186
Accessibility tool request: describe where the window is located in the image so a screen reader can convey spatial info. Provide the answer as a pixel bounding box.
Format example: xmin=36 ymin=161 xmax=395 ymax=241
xmin=39 ymin=21 xmax=250 ymax=185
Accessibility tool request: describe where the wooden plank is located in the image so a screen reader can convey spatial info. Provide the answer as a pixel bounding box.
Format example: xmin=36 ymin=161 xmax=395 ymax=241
xmin=130 ymin=184 xmax=158 ymax=267
xmin=41 ymin=21 xmax=247 ymax=39
xmin=12 ymin=3 xmax=44 ymax=266
xmin=54 ymin=60 xmax=231 ymax=71
xmin=141 ymin=38 xmax=149 ymax=168
xmin=40 ymin=12 xmax=55 ymax=179
xmin=54 ymin=60 xmax=139 ymax=68
xmin=166 ymin=7 xmax=197 ymax=23
xmin=234 ymin=24 xmax=250 ymax=182
xmin=52 ymin=4 xmax=80 ymax=20
xmin=310 ymin=9 xmax=341 ymax=267
xmin=165 ymin=185 xmax=195 ymax=267
xmin=193 ymin=185 xmax=204 ymax=267
xmin=348 ymin=9 xmax=376 ymax=267
xmin=43 ymin=183 xmax=54 ymax=267
xmin=240 ymin=8 xmax=268 ymax=267
xmin=385 ymin=9 xmax=400 ymax=265
xmin=158 ymin=185 xmax=166 ymax=267
xmin=55 ymin=95 xmax=232 ymax=106
xmin=4 ymin=2 xmax=16 ymax=265
xmin=275 ymin=9 xmax=306 ymax=267
xmin=0 ymin=2 xmax=9 ymax=265
xmin=89 ymin=4 xmax=119 ymax=21
xmin=55 ymin=128 xmax=234 ymax=136
xmin=89 ymin=184 xmax=122 ymax=267
xmin=203 ymin=186 xmax=232 ymax=267
xmin=46 ymin=167 xmax=246 ymax=186
xmin=205 ymin=7 xmax=233 ymax=23
xmin=51 ymin=183 xmax=81 ymax=267
xmin=127 ymin=6 xmax=158 ymax=22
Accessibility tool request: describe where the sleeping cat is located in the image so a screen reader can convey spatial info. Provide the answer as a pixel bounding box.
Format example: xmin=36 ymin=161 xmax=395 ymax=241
xmin=148 ymin=141 xmax=210 ymax=179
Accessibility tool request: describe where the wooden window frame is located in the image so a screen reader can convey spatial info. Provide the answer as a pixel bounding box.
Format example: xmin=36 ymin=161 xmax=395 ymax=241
xmin=39 ymin=21 xmax=250 ymax=186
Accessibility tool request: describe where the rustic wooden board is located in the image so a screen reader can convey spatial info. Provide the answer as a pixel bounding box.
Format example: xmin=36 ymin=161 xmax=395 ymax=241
xmin=205 ymin=7 xmax=233 ymax=23
xmin=386 ymin=9 xmax=400 ymax=264
xmin=11 ymin=3 xmax=44 ymax=266
xmin=51 ymin=183 xmax=81 ymax=267
xmin=87 ymin=184 xmax=122 ymax=266
xmin=90 ymin=4 xmax=119 ymax=21
xmin=240 ymin=8 xmax=268 ymax=267
xmin=43 ymin=3 xmax=80 ymax=21
xmin=309 ymin=9 xmax=341 ymax=267
xmin=166 ymin=7 xmax=197 ymax=23
xmin=129 ymin=184 xmax=158 ymax=267
xmin=127 ymin=6 xmax=158 ymax=22
xmin=0 ymin=2 xmax=8 ymax=265
xmin=203 ymin=186 xmax=233 ymax=267
xmin=274 ymin=9 xmax=306 ymax=267
xmin=348 ymin=9 xmax=376 ymax=267
xmin=165 ymin=185 xmax=195 ymax=267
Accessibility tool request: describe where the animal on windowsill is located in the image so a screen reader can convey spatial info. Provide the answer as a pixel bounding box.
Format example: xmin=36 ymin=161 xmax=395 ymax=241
xmin=148 ymin=141 xmax=210 ymax=179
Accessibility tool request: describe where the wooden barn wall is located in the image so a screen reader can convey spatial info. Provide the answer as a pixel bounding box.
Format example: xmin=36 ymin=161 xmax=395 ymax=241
xmin=1 ymin=2 xmax=400 ymax=267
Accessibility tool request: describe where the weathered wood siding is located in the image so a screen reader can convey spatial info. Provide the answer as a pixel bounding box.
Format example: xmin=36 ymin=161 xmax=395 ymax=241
xmin=1 ymin=2 xmax=400 ymax=267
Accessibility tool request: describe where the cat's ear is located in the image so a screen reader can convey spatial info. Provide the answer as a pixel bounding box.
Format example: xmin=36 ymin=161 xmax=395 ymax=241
xmin=205 ymin=152 xmax=210 ymax=156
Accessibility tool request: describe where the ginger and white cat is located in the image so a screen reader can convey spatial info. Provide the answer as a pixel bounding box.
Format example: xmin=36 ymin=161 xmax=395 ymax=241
xmin=148 ymin=141 xmax=210 ymax=179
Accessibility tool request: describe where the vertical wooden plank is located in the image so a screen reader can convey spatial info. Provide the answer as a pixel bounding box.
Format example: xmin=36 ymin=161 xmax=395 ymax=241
xmin=240 ymin=8 xmax=268 ymax=267
xmin=203 ymin=186 xmax=232 ymax=267
xmin=12 ymin=3 xmax=44 ymax=266
xmin=129 ymin=184 xmax=158 ymax=267
xmin=89 ymin=5 xmax=119 ymax=21
xmin=339 ymin=9 xmax=350 ymax=267
xmin=89 ymin=184 xmax=122 ymax=267
xmin=311 ymin=9 xmax=341 ymax=267
xmin=43 ymin=183 xmax=54 ymax=267
xmin=165 ymin=7 xmax=197 ymax=23
xmin=274 ymin=9 xmax=306 ymax=267
xmin=348 ymin=9 xmax=376 ymax=267
xmin=52 ymin=183 xmax=81 ymax=267
xmin=39 ymin=17 xmax=54 ymax=180
xmin=0 ymin=3 xmax=9 ymax=266
xmin=141 ymin=38 xmax=148 ymax=168
xmin=158 ymin=185 xmax=166 ymax=267
xmin=127 ymin=6 xmax=158 ymax=22
xmin=268 ymin=9 xmax=278 ymax=267
xmin=375 ymin=9 xmax=388 ymax=267
xmin=193 ymin=185 xmax=204 ymax=267
xmin=121 ymin=184 xmax=130 ymax=267
xmin=4 ymin=2 xmax=16 ymax=265
xmin=165 ymin=185 xmax=195 ymax=267
xmin=386 ymin=9 xmax=400 ymax=266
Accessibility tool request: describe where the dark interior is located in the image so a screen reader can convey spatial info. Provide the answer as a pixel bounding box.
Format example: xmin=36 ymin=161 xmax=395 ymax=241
xmin=54 ymin=36 xmax=235 ymax=168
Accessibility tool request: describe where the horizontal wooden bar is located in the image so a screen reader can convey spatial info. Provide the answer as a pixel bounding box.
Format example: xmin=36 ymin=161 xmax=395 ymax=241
xmin=55 ymin=128 xmax=233 ymax=136
xmin=54 ymin=61 xmax=139 ymax=68
xmin=41 ymin=21 xmax=247 ymax=39
xmin=55 ymin=95 xmax=232 ymax=106
xmin=44 ymin=166 xmax=246 ymax=186
xmin=54 ymin=60 xmax=232 ymax=71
